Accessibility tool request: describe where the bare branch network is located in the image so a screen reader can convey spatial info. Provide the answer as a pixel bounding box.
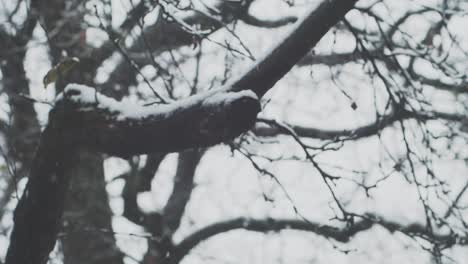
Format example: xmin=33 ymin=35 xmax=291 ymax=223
xmin=0 ymin=0 xmax=467 ymax=263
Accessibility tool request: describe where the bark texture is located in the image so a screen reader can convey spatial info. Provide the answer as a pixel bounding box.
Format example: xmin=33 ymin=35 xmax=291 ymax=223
xmin=5 ymin=1 xmax=357 ymax=263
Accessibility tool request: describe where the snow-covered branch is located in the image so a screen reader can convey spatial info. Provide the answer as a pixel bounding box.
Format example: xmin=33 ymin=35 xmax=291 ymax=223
xmin=53 ymin=84 xmax=259 ymax=157
xmin=5 ymin=1 xmax=359 ymax=263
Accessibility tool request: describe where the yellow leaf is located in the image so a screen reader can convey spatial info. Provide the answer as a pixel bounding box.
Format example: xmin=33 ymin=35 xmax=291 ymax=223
xmin=43 ymin=57 xmax=80 ymax=88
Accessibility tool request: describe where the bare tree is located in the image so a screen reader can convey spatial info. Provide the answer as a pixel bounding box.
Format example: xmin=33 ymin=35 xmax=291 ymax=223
xmin=0 ymin=0 xmax=467 ymax=264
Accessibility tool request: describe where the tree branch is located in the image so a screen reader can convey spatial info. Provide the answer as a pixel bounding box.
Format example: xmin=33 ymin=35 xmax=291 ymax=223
xmin=254 ymin=108 xmax=467 ymax=140
xmin=298 ymin=49 xmax=379 ymax=66
xmin=121 ymin=154 xmax=166 ymax=226
xmin=230 ymin=0 xmax=358 ymax=97
xmin=241 ymin=13 xmax=298 ymax=28
xmin=5 ymin=1 xmax=358 ymax=263
xmin=142 ymin=149 xmax=204 ymax=263
xmin=163 ymin=149 xmax=204 ymax=234
xmin=5 ymin=122 xmax=77 ymax=264
xmin=255 ymin=109 xmax=409 ymax=140
xmin=54 ymin=85 xmax=260 ymax=157
xmin=171 ymin=216 xmax=468 ymax=263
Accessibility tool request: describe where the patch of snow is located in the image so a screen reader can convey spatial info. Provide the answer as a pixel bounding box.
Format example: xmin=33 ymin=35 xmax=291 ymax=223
xmin=57 ymin=83 xmax=258 ymax=121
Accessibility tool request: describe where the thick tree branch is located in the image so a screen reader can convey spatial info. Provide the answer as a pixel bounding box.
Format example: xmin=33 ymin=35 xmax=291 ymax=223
xmin=163 ymin=149 xmax=204 ymax=234
xmin=255 ymin=109 xmax=409 ymax=140
xmin=40 ymin=2 xmax=126 ymax=263
xmin=139 ymin=153 xmax=168 ymax=192
xmin=254 ymin=108 xmax=467 ymax=140
xmin=54 ymin=85 xmax=260 ymax=157
xmin=121 ymin=154 xmax=166 ymax=227
xmin=0 ymin=0 xmax=41 ymax=230
xmin=171 ymin=216 xmax=468 ymax=263
xmin=230 ymin=0 xmax=358 ymax=97
xmin=143 ymin=149 xmax=204 ymax=263
xmin=5 ymin=123 xmax=77 ymax=264
xmin=0 ymin=2 xmax=41 ymax=171
xmin=241 ymin=13 xmax=298 ymax=28
xmin=5 ymin=1 xmax=358 ymax=263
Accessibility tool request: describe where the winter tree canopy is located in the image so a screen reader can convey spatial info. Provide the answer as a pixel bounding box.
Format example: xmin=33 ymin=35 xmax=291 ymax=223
xmin=0 ymin=0 xmax=467 ymax=264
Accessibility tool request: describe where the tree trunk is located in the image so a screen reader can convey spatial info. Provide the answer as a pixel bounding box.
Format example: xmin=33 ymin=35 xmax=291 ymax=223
xmin=38 ymin=0 xmax=125 ymax=262
xmin=62 ymin=151 xmax=124 ymax=264
xmin=5 ymin=1 xmax=358 ymax=263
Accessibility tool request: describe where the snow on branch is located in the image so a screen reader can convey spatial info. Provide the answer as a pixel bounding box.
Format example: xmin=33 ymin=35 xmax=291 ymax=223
xmin=52 ymin=84 xmax=260 ymax=157
xmin=6 ymin=1 xmax=360 ymax=263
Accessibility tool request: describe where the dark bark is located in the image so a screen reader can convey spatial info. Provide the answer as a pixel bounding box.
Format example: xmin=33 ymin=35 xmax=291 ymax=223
xmin=254 ymin=108 xmax=468 ymax=140
xmin=171 ymin=215 xmax=468 ymax=263
xmin=0 ymin=13 xmax=40 ymax=175
xmin=1 ymin=58 xmax=40 ymax=168
xmin=0 ymin=48 xmax=41 ymax=242
xmin=0 ymin=0 xmax=40 ymax=232
xmin=241 ymin=13 xmax=298 ymax=28
xmin=122 ymin=154 xmax=167 ymax=226
xmin=5 ymin=113 xmax=78 ymax=264
xmin=163 ymin=149 xmax=203 ymax=233
xmin=138 ymin=153 xmax=168 ymax=192
xmin=62 ymin=151 xmax=123 ymax=264
xmin=5 ymin=1 xmax=358 ymax=263
xmin=143 ymin=149 xmax=204 ymax=264
xmin=231 ymin=0 xmax=358 ymax=97
xmin=120 ymin=149 xmax=204 ymax=263
xmin=55 ymin=88 xmax=260 ymax=158
xmin=38 ymin=1 xmax=125 ymax=263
